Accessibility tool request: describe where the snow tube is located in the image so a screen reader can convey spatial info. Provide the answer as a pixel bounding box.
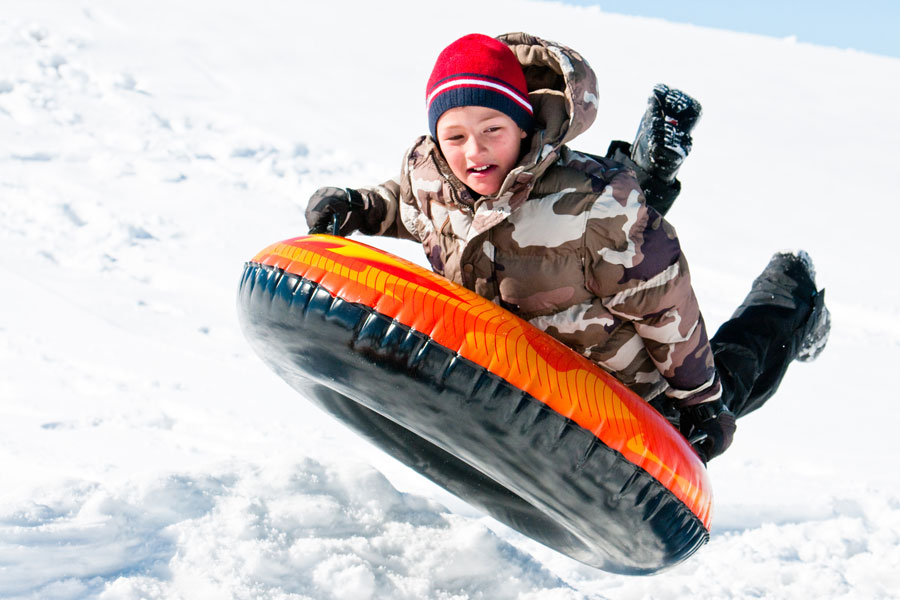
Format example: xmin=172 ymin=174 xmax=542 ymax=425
xmin=237 ymin=235 xmax=712 ymax=574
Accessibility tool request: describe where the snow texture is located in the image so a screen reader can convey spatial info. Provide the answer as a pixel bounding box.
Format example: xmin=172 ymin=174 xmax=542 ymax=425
xmin=2 ymin=1 xmax=900 ymax=598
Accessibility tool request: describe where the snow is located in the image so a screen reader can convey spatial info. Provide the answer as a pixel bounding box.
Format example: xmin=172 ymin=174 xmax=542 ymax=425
xmin=2 ymin=1 xmax=899 ymax=598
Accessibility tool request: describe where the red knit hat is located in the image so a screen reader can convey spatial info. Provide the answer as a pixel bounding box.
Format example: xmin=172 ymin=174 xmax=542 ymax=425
xmin=426 ymin=34 xmax=533 ymax=139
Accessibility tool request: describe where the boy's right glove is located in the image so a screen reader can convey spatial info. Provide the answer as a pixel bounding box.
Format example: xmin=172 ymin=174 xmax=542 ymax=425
xmin=306 ymin=187 xmax=367 ymax=236
xmin=678 ymin=399 xmax=736 ymax=463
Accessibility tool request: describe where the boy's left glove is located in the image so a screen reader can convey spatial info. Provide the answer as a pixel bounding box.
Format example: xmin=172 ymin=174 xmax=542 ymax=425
xmin=306 ymin=187 xmax=368 ymax=235
xmin=679 ymin=399 xmax=736 ymax=463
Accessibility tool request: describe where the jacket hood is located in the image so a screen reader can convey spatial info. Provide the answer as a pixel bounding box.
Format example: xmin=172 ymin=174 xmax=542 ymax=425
xmin=498 ymin=32 xmax=599 ymax=172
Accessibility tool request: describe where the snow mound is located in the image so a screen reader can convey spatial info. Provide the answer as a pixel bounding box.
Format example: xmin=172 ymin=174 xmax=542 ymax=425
xmin=1 ymin=460 xmax=581 ymax=600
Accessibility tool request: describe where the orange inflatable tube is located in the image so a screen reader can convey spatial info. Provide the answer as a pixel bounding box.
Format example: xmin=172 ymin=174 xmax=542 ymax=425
xmin=238 ymin=235 xmax=712 ymax=574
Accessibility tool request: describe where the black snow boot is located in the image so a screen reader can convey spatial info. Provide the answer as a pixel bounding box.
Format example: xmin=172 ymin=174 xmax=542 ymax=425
xmin=631 ymin=83 xmax=703 ymax=184
xmin=796 ymin=282 xmax=831 ymax=363
xmin=605 ymin=84 xmax=702 ymax=216
xmin=740 ymin=251 xmax=829 ymax=350
xmin=733 ymin=251 xmax=830 ymax=359
xmin=711 ymin=250 xmax=830 ymax=418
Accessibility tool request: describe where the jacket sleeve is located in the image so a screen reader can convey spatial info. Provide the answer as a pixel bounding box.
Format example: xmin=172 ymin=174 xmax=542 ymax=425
xmin=346 ymin=176 xmax=415 ymax=241
xmin=348 ymin=144 xmax=421 ymax=241
xmin=587 ymin=173 xmax=721 ymax=407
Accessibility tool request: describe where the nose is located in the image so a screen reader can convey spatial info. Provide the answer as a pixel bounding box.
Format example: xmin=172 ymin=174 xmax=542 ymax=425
xmin=463 ymin=135 xmax=486 ymax=160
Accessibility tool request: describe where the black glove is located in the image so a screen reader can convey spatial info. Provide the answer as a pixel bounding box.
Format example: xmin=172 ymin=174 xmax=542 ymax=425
xmin=305 ymin=187 xmax=367 ymax=235
xmin=679 ymin=399 xmax=736 ymax=463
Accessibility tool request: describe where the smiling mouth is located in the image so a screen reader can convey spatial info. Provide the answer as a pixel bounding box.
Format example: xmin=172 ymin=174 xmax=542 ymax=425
xmin=468 ymin=164 xmax=495 ymax=174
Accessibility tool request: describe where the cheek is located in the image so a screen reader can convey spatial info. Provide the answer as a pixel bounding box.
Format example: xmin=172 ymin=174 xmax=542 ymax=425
xmin=441 ymin=146 xmax=467 ymax=175
xmin=501 ymin=137 xmax=523 ymax=164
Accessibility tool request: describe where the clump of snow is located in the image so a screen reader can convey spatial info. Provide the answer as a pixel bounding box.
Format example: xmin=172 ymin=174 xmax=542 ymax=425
xmin=2 ymin=1 xmax=899 ymax=598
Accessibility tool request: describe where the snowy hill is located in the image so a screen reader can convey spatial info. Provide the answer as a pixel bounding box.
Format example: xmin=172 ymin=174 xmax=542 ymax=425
xmin=2 ymin=1 xmax=899 ymax=598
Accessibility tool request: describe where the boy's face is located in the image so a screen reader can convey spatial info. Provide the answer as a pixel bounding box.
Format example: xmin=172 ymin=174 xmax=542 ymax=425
xmin=435 ymin=106 xmax=527 ymax=197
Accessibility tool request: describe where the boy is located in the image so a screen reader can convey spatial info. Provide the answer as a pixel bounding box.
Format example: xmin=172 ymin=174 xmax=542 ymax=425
xmin=305 ymin=33 xmax=830 ymax=462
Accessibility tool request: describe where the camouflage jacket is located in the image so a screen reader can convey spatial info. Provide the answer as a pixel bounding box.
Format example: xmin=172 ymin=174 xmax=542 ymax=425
xmin=352 ymin=32 xmax=720 ymax=405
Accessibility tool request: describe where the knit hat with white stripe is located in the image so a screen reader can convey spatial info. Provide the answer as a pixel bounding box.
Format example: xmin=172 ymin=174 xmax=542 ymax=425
xmin=426 ymin=33 xmax=533 ymax=139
